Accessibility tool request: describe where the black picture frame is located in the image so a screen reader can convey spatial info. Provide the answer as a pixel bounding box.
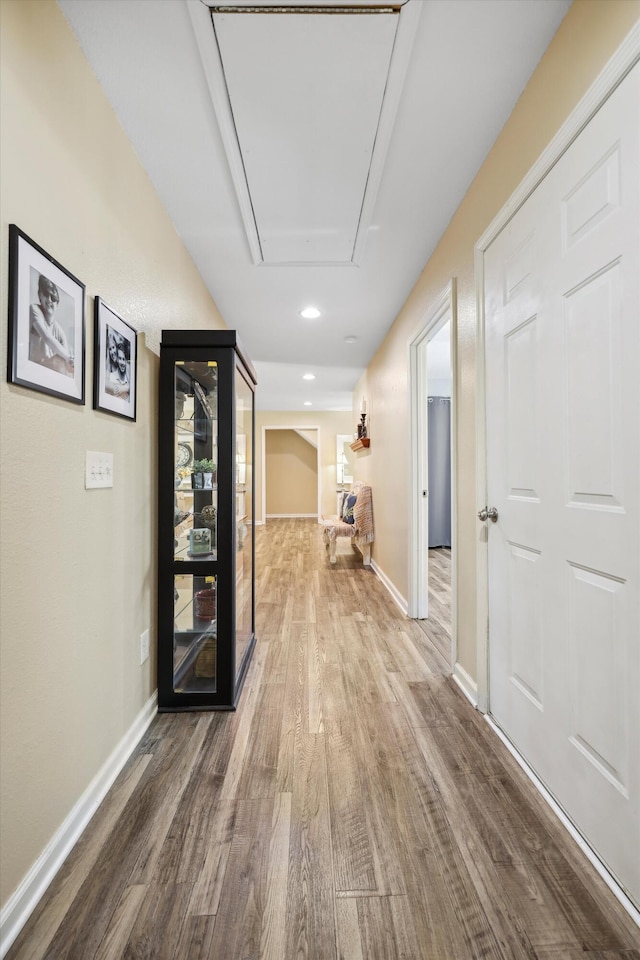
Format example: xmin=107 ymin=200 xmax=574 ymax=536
xmin=93 ymin=297 xmax=138 ymax=421
xmin=7 ymin=224 xmax=85 ymax=404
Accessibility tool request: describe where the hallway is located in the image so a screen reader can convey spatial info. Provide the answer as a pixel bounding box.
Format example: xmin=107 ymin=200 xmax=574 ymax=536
xmin=7 ymin=520 xmax=639 ymax=959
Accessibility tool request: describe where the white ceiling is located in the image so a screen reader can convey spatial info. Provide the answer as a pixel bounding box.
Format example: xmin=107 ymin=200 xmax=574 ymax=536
xmin=58 ymin=0 xmax=571 ymax=411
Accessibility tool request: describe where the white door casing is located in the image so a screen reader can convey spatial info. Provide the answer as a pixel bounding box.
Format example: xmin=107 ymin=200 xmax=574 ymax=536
xmin=408 ymin=281 xmax=458 ymax=672
xmin=483 ymin=60 xmax=639 ymax=910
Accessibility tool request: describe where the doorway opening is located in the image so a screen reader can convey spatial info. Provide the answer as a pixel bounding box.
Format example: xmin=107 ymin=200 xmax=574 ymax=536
xmin=261 ymin=425 xmax=320 ymax=522
xmin=408 ymin=281 xmax=457 ymax=672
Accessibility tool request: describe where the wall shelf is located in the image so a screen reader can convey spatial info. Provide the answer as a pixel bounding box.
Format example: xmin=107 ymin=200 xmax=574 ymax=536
xmin=350 ymin=438 xmax=370 ymax=451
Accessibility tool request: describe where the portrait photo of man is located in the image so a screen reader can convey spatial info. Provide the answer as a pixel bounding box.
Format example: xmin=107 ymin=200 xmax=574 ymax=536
xmin=28 ymin=269 xmax=75 ymax=378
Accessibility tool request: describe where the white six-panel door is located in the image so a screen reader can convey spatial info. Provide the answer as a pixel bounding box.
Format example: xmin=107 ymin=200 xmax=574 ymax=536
xmin=485 ymin=62 xmax=639 ymax=907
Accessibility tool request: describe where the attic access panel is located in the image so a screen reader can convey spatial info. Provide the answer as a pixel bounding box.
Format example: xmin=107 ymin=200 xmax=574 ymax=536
xmin=198 ymin=3 xmax=416 ymax=265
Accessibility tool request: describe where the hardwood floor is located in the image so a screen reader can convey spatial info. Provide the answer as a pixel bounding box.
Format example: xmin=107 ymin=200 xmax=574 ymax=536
xmin=417 ymin=547 xmax=452 ymax=670
xmin=6 ymin=519 xmax=639 ymax=959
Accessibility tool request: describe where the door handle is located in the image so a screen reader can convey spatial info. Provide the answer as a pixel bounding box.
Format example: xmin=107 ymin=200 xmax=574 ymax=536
xmin=478 ymin=506 xmax=499 ymax=523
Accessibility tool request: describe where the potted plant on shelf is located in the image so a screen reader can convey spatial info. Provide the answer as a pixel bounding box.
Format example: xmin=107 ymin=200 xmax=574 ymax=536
xmin=191 ymin=458 xmax=216 ymax=490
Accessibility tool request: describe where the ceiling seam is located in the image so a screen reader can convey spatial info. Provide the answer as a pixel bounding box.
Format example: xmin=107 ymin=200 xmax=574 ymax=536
xmin=210 ymin=13 xmax=265 ymax=262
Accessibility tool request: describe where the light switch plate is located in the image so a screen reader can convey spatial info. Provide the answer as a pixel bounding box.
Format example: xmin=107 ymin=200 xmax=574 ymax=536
xmin=85 ymin=451 xmax=114 ymax=489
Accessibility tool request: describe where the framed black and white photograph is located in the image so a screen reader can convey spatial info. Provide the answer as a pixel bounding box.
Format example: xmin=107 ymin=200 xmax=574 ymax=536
xmin=93 ymin=297 xmax=137 ymax=421
xmin=7 ymin=224 xmax=85 ymax=404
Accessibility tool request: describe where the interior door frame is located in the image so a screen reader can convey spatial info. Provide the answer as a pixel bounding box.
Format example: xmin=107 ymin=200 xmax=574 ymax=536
xmin=474 ymin=24 xmax=640 ymax=716
xmin=408 ymin=279 xmax=458 ymax=669
xmin=261 ymin=424 xmax=321 ymax=523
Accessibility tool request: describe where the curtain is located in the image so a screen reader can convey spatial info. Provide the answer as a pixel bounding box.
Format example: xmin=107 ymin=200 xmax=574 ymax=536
xmin=428 ymin=397 xmax=451 ymax=548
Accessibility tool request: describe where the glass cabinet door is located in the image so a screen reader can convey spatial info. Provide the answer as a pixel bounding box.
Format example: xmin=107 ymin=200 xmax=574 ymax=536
xmin=173 ymin=360 xmax=218 ymax=693
xmin=235 ymin=364 xmax=254 ymax=683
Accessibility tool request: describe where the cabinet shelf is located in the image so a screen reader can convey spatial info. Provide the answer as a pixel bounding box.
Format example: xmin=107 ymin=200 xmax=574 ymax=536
xmin=350 ymin=438 xmax=370 ymax=451
xmin=173 ymin=628 xmax=217 ymax=687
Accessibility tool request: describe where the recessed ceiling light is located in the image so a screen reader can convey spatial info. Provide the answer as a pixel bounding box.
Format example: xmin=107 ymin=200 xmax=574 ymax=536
xmin=302 ymin=373 xmax=315 ymax=381
xmin=304 ymin=401 xmax=312 ymax=406
xmin=344 ymin=335 xmax=357 ymax=344
xmin=300 ymin=306 xmax=321 ymax=319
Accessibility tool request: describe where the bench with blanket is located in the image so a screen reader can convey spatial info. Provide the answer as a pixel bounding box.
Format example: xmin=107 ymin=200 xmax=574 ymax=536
xmin=322 ymin=481 xmax=374 ymax=565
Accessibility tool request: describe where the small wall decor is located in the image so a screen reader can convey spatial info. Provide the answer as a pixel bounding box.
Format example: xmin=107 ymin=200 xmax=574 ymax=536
xmin=94 ymin=297 xmax=137 ymax=421
xmin=7 ymin=224 xmax=85 ymax=404
xmin=356 ymin=396 xmax=368 ymax=439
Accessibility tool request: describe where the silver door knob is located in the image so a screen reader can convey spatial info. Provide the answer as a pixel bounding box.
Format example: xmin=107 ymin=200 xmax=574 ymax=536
xmin=478 ymin=506 xmax=499 ymax=523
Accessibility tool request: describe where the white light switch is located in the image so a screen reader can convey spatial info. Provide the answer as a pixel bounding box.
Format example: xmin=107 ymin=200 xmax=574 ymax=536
xmin=85 ymin=451 xmax=114 ymax=489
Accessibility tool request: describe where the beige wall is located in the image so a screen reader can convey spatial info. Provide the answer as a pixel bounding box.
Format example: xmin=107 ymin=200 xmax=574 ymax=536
xmin=265 ymin=430 xmax=318 ymax=515
xmin=363 ymin=0 xmax=640 ymax=680
xmin=254 ymin=411 xmax=353 ymax=523
xmin=0 ymin=1 xmax=226 ymax=908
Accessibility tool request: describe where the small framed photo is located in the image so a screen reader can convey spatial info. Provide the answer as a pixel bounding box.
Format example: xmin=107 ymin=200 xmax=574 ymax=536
xmin=7 ymin=224 xmax=85 ymax=404
xmin=94 ymin=298 xmax=137 ymax=421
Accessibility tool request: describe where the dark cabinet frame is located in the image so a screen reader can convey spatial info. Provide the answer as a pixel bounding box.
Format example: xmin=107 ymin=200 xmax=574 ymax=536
xmin=158 ymin=330 xmax=257 ymax=710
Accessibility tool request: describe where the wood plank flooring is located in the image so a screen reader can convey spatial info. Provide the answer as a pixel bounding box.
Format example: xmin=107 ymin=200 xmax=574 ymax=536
xmin=417 ymin=547 xmax=452 ymax=670
xmin=6 ymin=519 xmax=640 ymax=959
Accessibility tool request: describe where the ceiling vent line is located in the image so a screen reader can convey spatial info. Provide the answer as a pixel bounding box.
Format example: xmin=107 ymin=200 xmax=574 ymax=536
xmin=208 ymin=7 xmax=400 ymax=14
xmin=211 ymin=22 xmax=265 ymax=262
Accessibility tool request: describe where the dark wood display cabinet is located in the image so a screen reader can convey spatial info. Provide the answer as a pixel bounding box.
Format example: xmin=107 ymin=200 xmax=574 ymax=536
xmin=158 ymin=330 xmax=256 ymax=710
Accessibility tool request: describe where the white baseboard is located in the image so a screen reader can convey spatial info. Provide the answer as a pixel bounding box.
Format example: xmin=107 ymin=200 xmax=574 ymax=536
xmin=265 ymin=513 xmax=317 ymax=519
xmin=452 ymin=662 xmax=478 ymax=708
xmin=485 ymin=716 xmax=640 ymax=929
xmin=0 ymin=691 xmax=158 ymax=958
xmin=371 ymin=559 xmax=408 ymax=615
